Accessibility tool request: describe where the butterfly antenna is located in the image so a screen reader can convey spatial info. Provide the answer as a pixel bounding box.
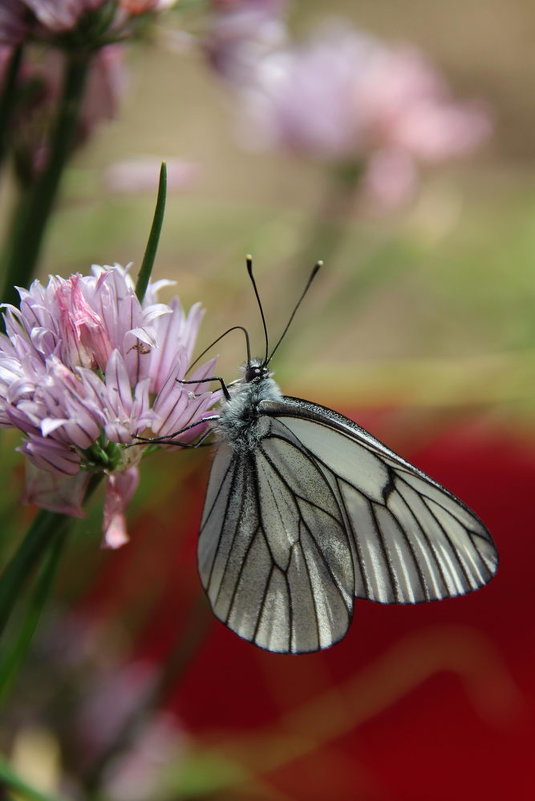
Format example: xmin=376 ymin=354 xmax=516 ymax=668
xmin=267 ymin=260 xmax=322 ymax=364
xmin=246 ymin=255 xmax=269 ymax=365
xmin=186 ymin=325 xmax=251 ymax=375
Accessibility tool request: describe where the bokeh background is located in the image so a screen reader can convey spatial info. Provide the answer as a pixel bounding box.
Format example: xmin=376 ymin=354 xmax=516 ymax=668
xmin=1 ymin=1 xmax=534 ymax=799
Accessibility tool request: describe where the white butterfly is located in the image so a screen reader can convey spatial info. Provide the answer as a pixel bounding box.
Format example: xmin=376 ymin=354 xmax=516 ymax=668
xmin=184 ymin=261 xmax=498 ymax=653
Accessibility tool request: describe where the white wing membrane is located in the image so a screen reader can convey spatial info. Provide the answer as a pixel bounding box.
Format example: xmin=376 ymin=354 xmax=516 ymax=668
xmin=262 ymin=397 xmax=498 ymax=606
xmin=199 ymin=430 xmax=354 ymax=653
xmin=198 ymin=395 xmax=498 ymax=654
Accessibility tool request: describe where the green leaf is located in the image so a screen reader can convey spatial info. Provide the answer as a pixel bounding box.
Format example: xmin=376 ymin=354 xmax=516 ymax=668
xmin=135 ymin=162 xmax=167 ymax=303
xmin=0 ymin=531 xmax=66 ymax=703
xmin=0 ymin=511 xmax=70 ymax=638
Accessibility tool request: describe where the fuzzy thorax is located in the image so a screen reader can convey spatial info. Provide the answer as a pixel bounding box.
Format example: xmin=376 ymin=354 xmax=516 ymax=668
xmin=216 ymin=360 xmax=283 ymax=451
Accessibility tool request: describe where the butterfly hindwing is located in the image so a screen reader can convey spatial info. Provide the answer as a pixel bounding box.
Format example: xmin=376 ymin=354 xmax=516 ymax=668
xmin=261 ymin=397 xmax=498 ymax=605
xmin=198 ymin=423 xmax=354 ymax=653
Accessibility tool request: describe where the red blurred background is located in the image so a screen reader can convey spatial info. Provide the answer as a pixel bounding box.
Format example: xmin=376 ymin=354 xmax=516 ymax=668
xmin=83 ymin=410 xmax=534 ymax=801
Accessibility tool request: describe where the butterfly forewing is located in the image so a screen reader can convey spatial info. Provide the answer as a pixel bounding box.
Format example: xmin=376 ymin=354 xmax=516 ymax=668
xmin=261 ymin=397 xmax=498 ymax=605
xmin=198 ymin=420 xmax=354 ymax=653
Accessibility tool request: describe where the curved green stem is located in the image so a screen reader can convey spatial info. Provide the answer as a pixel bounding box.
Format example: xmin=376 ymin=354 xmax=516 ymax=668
xmin=0 ymin=51 xmax=92 ymax=307
xmin=0 ymin=511 xmax=70 ymax=638
xmin=0 ymin=45 xmax=23 ymax=177
xmin=297 ymin=160 xmax=364 ymax=274
xmin=0 ymin=532 xmax=66 ymax=703
xmin=135 ymin=162 xmax=167 ymax=303
xmin=0 ymin=474 xmax=102 ymax=639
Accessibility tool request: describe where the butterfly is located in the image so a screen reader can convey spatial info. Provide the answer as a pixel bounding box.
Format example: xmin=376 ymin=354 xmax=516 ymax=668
xmin=180 ymin=259 xmax=498 ymax=653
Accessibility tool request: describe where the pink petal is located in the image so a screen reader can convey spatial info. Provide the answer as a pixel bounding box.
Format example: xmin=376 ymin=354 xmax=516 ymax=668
xmin=24 ymin=1 xmax=107 ymax=33
xmin=23 ymin=464 xmax=90 ymax=517
xmin=102 ymin=467 xmax=139 ymax=549
xmin=22 ymin=436 xmax=81 ymax=475
xmin=363 ymin=148 xmax=418 ymax=209
xmin=105 ymin=350 xmax=133 ymax=415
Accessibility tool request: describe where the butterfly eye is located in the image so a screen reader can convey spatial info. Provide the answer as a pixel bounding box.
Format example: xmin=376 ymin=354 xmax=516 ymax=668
xmin=245 ymin=364 xmax=264 ymax=382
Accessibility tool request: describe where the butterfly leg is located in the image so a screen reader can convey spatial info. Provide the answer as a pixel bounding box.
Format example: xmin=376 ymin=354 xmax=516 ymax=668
xmin=132 ymin=414 xmax=220 ymax=446
xmin=177 ymin=376 xmax=231 ymax=401
xmin=163 ymin=428 xmax=215 ymax=449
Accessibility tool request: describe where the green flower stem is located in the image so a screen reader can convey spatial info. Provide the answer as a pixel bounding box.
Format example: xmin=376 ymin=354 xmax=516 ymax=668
xmin=0 ymin=474 xmax=102 ymax=639
xmin=0 ymin=50 xmax=92 ymax=307
xmin=135 ymin=162 xmax=167 ymax=303
xmin=0 ymin=755 xmax=67 ymax=801
xmin=83 ymin=592 xmax=213 ymax=797
xmin=297 ymin=161 xmax=364 ymax=275
xmin=0 ymin=45 xmax=23 ymax=176
xmin=0 ymin=511 xmax=70 ymax=638
xmin=0 ymin=531 xmax=66 ymax=703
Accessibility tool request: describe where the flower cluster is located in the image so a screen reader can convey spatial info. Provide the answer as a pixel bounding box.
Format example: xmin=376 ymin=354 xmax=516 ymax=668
xmin=0 ymin=0 xmax=178 ymax=187
xmin=210 ymin=19 xmax=492 ymax=206
xmin=0 ymin=45 xmax=124 ymax=183
xmin=0 ymin=1 xmax=176 ymax=46
xmin=0 ymin=265 xmax=217 ymax=547
xmin=203 ymin=0 xmax=287 ymax=83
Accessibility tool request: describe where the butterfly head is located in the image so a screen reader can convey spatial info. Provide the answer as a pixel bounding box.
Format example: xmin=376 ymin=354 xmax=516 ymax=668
xmin=244 ymin=359 xmax=271 ymax=384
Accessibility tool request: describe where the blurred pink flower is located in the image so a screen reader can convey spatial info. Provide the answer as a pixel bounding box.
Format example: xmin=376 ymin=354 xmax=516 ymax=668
xmin=238 ymin=22 xmax=492 ymax=203
xmin=104 ymin=157 xmax=199 ymax=194
xmin=0 ymin=2 xmax=29 ymax=44
xmin=0 ymin=264 xmax=217 ymax=547
xmin=120 ymin=0 xmax=176 ymax=13
xmin=104 ymin=713 xmax=183 ymax=801
xmin=75 ymin=657 xmax=183 ymax=800
xmin=23 ymin=0 xmax=106 ymax=33
xmin=4 ymin=45 xmax=125 ymax=182
xmin=350 ymin=41 xmax=492 ymax=162
xmin=203 ymin=0 xmax=287 ymax=83
xmin=212 ymin=0 xmax=284 ymax=8
xmin=362 ymin=149 xmax=419 ymax=209
xmin=0 ymin=44 xmax=16 ymax=81
xmin=78 ymin=45 xmax=126 ymax=143
xmin=77 ymin=661 xmax=157 ymax=756
xmin=0 ymin=0 xmax=176 ymax=44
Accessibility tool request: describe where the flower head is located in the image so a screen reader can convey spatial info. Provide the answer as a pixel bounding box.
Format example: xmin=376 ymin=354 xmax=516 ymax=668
xmin=235 ymin=21 xmax=492 ymax=204
xmin=0 ymin=2 xmax=30 ymax=44
xmin=203 ymin=0 xmax=287 ymax=83
xmin=3 ymin=45 xmax=124 ymax=184
xmin=0 ymin=264 xmax=217 ymax=547
xmin=23 ymin=0 xmax=106 ymax=34
xmin=0 ymin=0 xmax=177 ymax=46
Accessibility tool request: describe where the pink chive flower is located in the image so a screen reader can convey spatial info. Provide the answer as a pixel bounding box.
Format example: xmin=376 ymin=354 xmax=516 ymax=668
xmin=0 ymin=2 xmax=29 ymax=44
xmin=203 ymin=0 xmax=287 ymax=83
xmin=5 ymin=45 xmax=124 ymax=181
xmin=238 ymin=22 xmax=492 ymax=203
xmin=103 ymin=713 xmax=183 ymax=801
xmin=0 ymin=1 xmax=177 ymax=44
xmin=73 ymin=655 xmax=183 ymax=800
xmin=22 ymin=0 xmax=106 ymax=34
xmin=77 ymin=45 xmax=126 ymax=143
xmin=0 ymin=264 xmax=217 ymax=548
xmin=120 ymin=0 xmax=177 ymax=13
